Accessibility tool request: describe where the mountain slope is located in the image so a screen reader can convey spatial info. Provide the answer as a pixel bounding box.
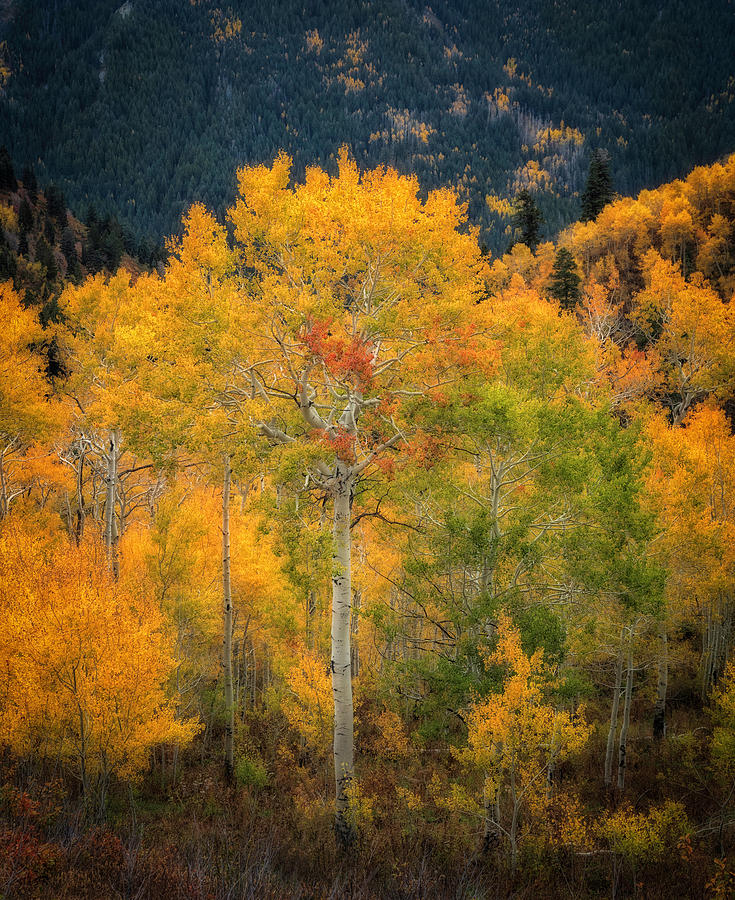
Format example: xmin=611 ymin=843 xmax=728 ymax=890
xmin=1 ymin=0 xmax=734 ymax=250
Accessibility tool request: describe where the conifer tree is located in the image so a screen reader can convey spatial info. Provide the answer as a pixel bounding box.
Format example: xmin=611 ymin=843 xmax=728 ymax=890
xmin=0 ymin=146 xmax=17 ymax=192
xmin=581 ymin=149 xmax=614 ymax=222
xmin=18 ymin=196 xmax=33 ymax=235
xmin=45 ymin=183 xmax=66 ymax=222
xmin=61 ymin=225 xmax=79 ymax=277
xmin=547 ymin=247 xmax=582 ymax=309
xmin=511 ymin=189 xmax=543 ymax=251
xmin=35 ymin=235 xmax=58 ymax=281
xmin=22 ymin=163 xmax=37 ymax=202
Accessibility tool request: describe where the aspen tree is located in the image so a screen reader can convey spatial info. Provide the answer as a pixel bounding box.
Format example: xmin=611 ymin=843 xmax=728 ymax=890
xmin=0 ymin=281 xmax=62 ymax=518
xmin=228 ymin=149 xmax=489 ymax=846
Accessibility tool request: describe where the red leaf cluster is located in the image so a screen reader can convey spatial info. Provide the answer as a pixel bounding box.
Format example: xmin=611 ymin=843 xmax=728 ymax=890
xmin=302 ymin=319 xmax=374 ymax=385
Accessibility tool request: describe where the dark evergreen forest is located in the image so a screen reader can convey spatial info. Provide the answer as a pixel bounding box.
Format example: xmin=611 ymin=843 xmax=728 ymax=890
xmin=1 ymin=0 xmax=734 ymax=251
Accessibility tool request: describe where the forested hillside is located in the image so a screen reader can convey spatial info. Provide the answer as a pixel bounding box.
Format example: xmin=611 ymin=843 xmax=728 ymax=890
xmin=1 ymin=147 xmax=735 ymax=898
xmin=0 ymin=0 xmax=734 ymax=250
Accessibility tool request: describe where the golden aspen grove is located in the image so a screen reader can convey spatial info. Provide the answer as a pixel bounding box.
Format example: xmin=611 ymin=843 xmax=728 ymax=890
xmin=1 ymin=5 xmax=735 ymax=896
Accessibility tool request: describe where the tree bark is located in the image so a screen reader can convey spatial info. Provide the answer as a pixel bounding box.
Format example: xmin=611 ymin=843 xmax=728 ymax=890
xmin=617 ymin=631 xmax=634 ymax=792
xmin=351 ymin=588 xmax=361 ymax=679
xmin=222 ymin=455 xmax=235 ymax=782
xmin=306 ymin=589 xmax=317 ymax=651
xmin=701 ymin=594 xmax=732 ymax=698
xmin=332 ymin=461 xmax=355 ymax=849
xmin=482 ymin=775 xmax=501 ymax=852
xmin=75 ymin=450 xmax=86 ymax=545
xmin=605 ymin=629 xmax=624 ymax=789
xmin=104 ymin=429 xmax=119 ymax=577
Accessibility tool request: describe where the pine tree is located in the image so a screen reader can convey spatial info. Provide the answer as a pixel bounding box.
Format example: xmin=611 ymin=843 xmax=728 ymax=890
xmin=22 ymin=164 xmax=38 ymax=202
xmin=61 ymin=225 xmax=79 ymax=276
xmin=547 ymin=248 xmax=582 ymax=310
xmin=18 ymin=197 xmax=33 ymax=235
xmin=0 ymin=226 xmax=17 ymax=281
xmin=35 ymin=235 xmax=58 ymax=281
xmin=580 ymin=150 xmax=614 ymax=222
xmin=511 ymin=189 xmax=543 ymax=251
xmin=0 ymin=146 xmax=17 ymax=192
xmin=45 ymin=183 xmax=66 ymax=222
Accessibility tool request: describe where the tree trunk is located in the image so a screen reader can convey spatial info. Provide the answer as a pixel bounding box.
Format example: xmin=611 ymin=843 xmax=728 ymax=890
xmin=306 ymin=589 xmax=317 ymax=651
xmin=250 ymin=644 xmax=257 ymax=707
xmin=482 ymin=774 xmax=501 ymax=852
xmin=605 ymin=629 xmax=624 ymax=789
xmin=702 ymin=594 xmax=732 ymax=698
xmin=351 ymin=588 xmax=361 ymax=679
xmin=509 ymin=766 xmax=519 ymax=873
xmin=222 ymin=455 xmax=235 ymax=782
xmin=331 ymin=461 xmax=355 ymax=849
xmin=104 ymin=429 xmax=119 ymax=577
xmin=653 ymin=623 xmax=668 ymax=741
xmin=617 ymin=632 xmax=634 ymax=792
xmin=75 ymin=450 xmax=86 ymax=544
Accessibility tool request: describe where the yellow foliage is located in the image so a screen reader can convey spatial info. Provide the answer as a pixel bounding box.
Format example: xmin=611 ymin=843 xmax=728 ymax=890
xmin=305 ymin=29 xmax=324 ymax=54
xmin=710 ymin=661 xmax=735 ymax=784
xmin=210 ymin=8 xmax=242 ymax=43
xmin=0 ymin=517 xmax=199 ymax=785
xmin=456 ymin=616 xmax=589 ymax=855
xmin=0 ymin=203 xmax=17 ymax=232
xmin=633 ymin=252 xmax=735 ymax=418
xmin=344 ymin=777 xmax=375 ymax=831
xmin=374 ymin=709 xmax=411 ymax=760
xmin=0 ymin=281 xmax=50 ymax=441
xmin=282 ymin=650 xmax=333 ymax=752
xmin=597 ymin=801 xmax=689 ymax=863
xmin=485 ymin=193 xmax=513 ymax=218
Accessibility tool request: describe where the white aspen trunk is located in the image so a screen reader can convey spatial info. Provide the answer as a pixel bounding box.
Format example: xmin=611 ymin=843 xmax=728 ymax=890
xmin=653 ymin=623 xmax=668 ymax=741
xmin=234 ymin=638 xmax=240 ymax=716
xmin=104 ymin=429 xmax=119 ymax=576
xmin=351 ymin=588 xmax=361 ymax=679
xmin=605 ymin=629 xmax=624 ymax=789
xmin=482 ymin=771 xmax=501 ymax=852
xmin=702 ymin=603 xmax=714 ymax=698
xmin=75 ymin=451 xmax=85 ymax=544
xmin=617 ymin=633 xmax=634 ymax=792
xmin=331 ymin=461 xmax=355 ymax=848
xmin=700 ymin=596 xmax=732 ymax=698
xmin=251 ymin=645 xmax=257 ymax=707
xmin=306 ymin=589 xmax=317 ymax=651
xmin=509 ymin=765 xmax=519 ymax=873
xmin=222 ymin=455 xmax=235 ymax=781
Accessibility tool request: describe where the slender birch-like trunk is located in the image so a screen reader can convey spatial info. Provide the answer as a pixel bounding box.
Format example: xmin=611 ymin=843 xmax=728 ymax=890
xmin=222 ymin=455 xmax=235 ymax=781
xmin=75 ymin=450 xmax=86 ymax=544
xmin=104 ymin=429 xmax=119 ymax=577
xmin=351 ymin=588 xmax=361 ymax=679
xmin=604 ymin=629 xmax=624 ymax=789
xmin=331 ymin=461 xmax=355 ymax=848
xmin=701 ymin=594 xmax=732 ymax=697
xmin=482 ymin=773 xmax=501 ymax=852
xmin=617 ymin=632 xmax=634 ymax=791
xmin=653 ymin=623 xmax=668 ymax=741
xmin=306 ymin=589 xmax=317 ymax=651
xmin=250 ymin=645 xmax=257 ymax=707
